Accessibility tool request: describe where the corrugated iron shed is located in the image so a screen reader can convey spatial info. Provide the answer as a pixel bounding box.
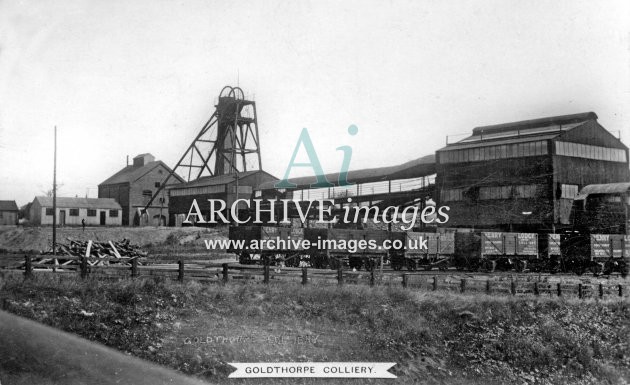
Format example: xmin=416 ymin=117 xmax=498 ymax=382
xmin=258 ymin=153 xmax=436 ymax=190
xmin=167 ymin=170 xmax=269 ymax=190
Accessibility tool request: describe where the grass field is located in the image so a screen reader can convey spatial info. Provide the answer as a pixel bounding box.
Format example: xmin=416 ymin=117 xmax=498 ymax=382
xmin=0 ymin=273 xmax=628 ymax=385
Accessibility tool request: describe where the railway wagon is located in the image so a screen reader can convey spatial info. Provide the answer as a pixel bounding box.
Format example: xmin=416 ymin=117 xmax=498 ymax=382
xmin=303 ymin=228 xmax=389 ymax=270
xmin=228 ymin=226 xmax=304 ymax=265
xmin=536 ymin=234 xmax=562 ymax=272
xmin=389 ymin=232 xmax=455 ymax=271
xmin=560 ymin=233 xmax=629 ymax=276
xmin=454 ymin=232 xmax=538 ymax=272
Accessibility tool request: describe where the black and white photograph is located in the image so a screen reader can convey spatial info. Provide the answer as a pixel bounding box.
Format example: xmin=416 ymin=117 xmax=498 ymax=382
xmin=0 ymin=1 xmax=629 ymax=384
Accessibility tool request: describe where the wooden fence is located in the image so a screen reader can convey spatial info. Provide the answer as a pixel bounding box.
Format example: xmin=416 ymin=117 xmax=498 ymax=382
xmin=0 ymin=254 xmax=627 ymax=300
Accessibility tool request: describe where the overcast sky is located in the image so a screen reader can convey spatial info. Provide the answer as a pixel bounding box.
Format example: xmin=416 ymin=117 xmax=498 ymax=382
xmin=1 ymin=0 xmax=629 ymax=206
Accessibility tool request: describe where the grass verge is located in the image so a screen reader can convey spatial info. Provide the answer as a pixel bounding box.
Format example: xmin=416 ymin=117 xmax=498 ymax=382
xmin=0 ymin=274 xmax=628 ymax=384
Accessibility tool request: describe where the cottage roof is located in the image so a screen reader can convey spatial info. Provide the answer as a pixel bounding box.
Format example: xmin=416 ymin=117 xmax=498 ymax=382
xmin=0 ymin=200 xmax=19 ymax=211
xmin=34 ymin=197 xmax=122 ymax=210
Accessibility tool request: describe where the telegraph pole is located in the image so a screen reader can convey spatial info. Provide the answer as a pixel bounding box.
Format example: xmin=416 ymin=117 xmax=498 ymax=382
xmin=52 ymin=126 xmax=57 ymax=256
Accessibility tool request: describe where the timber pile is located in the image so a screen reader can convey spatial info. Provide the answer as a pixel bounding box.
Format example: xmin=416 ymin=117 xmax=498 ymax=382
xmin=36 ymin=239 xmax=147 ymax=267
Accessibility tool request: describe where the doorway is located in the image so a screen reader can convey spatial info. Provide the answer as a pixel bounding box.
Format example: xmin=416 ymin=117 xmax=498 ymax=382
xmin=100 ymin=211 xmax=106 ymax=225
xmin=59 ymin=210 xmax=66 ymax=226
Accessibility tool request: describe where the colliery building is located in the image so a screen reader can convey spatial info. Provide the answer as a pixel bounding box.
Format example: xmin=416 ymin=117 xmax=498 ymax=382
xmin=435 ymin=112 xmax=629 ymax=232
xmin=168 ymin=170 xmax=277 ymax=225
xmin=0 ymin=200 xmax=19 ymax=225
xmin=98 ymin=153 xmax=183 ymax=226
xmin=572 ymin=182 xmax=630 ymax=234
xmin=256 ymin=155 xmax=436 ymax=229
xmin=29 ymin=197 xmax=122 ymax=226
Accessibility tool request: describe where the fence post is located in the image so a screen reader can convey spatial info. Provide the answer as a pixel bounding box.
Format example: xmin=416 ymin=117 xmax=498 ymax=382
xmin=24 ymin=255 xmax=33 ymax=279
xmin=2 ymin=298 xmax=8 ymax=311
xmin=460 ymin=278 xmax=466 ymax=293
xmin=599 ymin=283 xmax=604 ymax=298
xmin=578 ymin=283 xmax=583 ymax=299
xmin=222 ymin=263 xmax=229 ymax=283
xmin=178 ymin=259 xmax=185 ymax=282
xmin=80 ymin=256 xmax=88 ymax=279
xmin=402 ymin=274 xmax=408 ymax=288
xmin=302 ymin=267 xmax=308 ymax=285
xmin=263 ymin=264 xmax=270 ymax=284
xmin=370 ymin=270 xmax=375 ymax=287
xmin=619 ymin=285 xmax=623 ymax=297
xmin=486 ymin=279 xmax=491 ymax=294
xmin=337 ymin=266 xmax=343 ymax=286
xmin=534 ymin=282 xmax=539 ymax=296
xmin=556 ymin=282 xmax=562 ymax=297
xmin=432 ymin=276 xmax=437 ymax=291
xmin=510 ymin=281 xmax=516 ymax=296
xmin=131 ymin=257 xmax=138 ymax=278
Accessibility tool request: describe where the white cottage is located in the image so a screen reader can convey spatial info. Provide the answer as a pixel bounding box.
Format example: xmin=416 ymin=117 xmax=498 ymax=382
xmin=29 ymin=197 xmax=122 ymax=226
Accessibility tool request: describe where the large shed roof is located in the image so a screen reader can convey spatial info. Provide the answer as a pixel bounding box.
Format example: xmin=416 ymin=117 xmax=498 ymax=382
xmin=438 ymin=112 xmax=599 ymax=152
xmin=258 ymin=153 xmax=436 ymax=190
xmin=167 ymin=170 xmax=271 ymax=190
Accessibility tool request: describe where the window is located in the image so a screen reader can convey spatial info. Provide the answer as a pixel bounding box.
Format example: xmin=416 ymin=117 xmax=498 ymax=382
xmin=69 ymin=209 xmax=79 ymax=216
xmin=439 ymin=140 xmax=550 ymax=164
xmin=109 ymin=210 xmax=118 ymax=217
xmin=440 ymin=188 xmax=465 ymax=202
xmin=154 ymin=182 xmax=160 ymax=188
xmin=479 ymin=185 xmax=541 ymax=200
xmin=45 ymin=208 xmax=54 ymax=216
xmin=560 ymin=184 xmax=578 ymax=199
xmin=87 ymin=209 xmax=96 ymax=217
xmin=555 ymin=141 xmax=627 ymax=163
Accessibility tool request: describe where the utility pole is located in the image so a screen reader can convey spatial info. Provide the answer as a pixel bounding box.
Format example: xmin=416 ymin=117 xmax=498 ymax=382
xmin=52 ymin=126 xmax=57 ymax=256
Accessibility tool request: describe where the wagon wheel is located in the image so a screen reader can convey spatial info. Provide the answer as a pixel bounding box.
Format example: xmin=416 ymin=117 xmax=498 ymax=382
xmin=390 ymin=253 xmax=403 ymax=271
xmin=329 ymin=257 xmax=341 ymax=270
xmin=309 ymin=254 xmax=322 ymax=269
xmin=573 ymin=265 xmax=585 ymax=276
xmin=238 ymin=251 xmax=251 ymax=265
xmin=591 ymin=262 xmax=604 ymax=277
xmin=364 ymin=258 xmax=376 ymax=272
xmin=515 ymin=260 xmax=527 ymax=273
xmin=284 ymin=253 xmax=299 ymax=268
xmin=619 ymin=260 xmax=629 ymax=278
xmin=482 ymin=259 xmax=496 ymax=273
xmin=406 ymin=259 xmax=417 ymax=271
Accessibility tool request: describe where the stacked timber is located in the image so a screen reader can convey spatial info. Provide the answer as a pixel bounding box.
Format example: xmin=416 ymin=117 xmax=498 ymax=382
xmin=36 ymin=239 xmax=147 ymax=267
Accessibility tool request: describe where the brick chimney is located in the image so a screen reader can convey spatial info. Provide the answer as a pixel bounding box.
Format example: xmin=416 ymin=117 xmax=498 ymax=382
xmin=133 ymin=153 xmax=155 ymax=167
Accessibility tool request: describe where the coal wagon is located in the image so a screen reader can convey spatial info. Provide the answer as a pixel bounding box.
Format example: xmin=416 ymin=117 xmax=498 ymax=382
xmin=560 ymin=233 xmax=629 ymax=276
